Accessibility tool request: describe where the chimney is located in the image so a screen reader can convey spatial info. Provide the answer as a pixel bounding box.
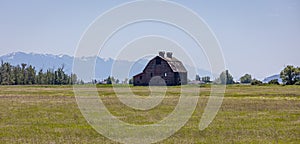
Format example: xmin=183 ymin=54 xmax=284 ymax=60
xmin=166 ymin=52 xmax=173 ymax=58
xmin=159 ymin=51 xmax=165 ymax=57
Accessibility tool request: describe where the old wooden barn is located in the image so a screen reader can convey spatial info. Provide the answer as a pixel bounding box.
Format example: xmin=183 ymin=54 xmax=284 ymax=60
xmin=133 ymin=51 xmax=187 ymax=86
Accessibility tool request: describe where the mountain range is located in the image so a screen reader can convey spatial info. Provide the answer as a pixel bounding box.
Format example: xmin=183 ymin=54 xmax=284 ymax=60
xmin=0 ymin=52 xmax=212 ymax=82
xmin=262 ymin=74 xmax=282 ymax=83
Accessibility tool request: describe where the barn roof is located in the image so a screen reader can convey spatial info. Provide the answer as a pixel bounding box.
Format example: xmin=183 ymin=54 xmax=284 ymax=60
xmin=158 ymin=56 xmax=187 ymax=73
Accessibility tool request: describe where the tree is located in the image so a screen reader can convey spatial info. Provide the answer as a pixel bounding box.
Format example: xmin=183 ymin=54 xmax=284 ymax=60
xmin=240 ymin=74 xmax=252 ymax=84
xmin=251 ymin=79 xmax=263 ymax=85
xmin=70 ymin=73 xmax=78 ymax=84
xmin=268 ymin=79 xmax=279 ymax=85
xmin=129 ymin=78 xmax=133 ymax=84
xmin=92 ymin=79 xmax=97 ymax=84
xmin=201 ymin=76 xmax=211 ymax=83
xmin=115 ymin=79 xmax=120 ymax=84
xmin=0 ymin=62 xmax=15 ymax=85
xmin=26 ymin=65 xmax=36 ymax=84
xmin=0 ymin=61 xmax=2 ymax=84
xmin=21 ymin=63 xmax=27 ymax=85
xmin=106 ymin=76 xmax=115 ymax=84
xmin=36 ymin=69 xmax=45 ymax=84
xmin=53 ymin=65 xmax=69 ymax=85
xmin=195 ymin=75 xmax=201 ymax=81
xmin=13 ymin=65 xmax=22 ymax=85
xmin=218 ymin=70 xmax=234 ymax=84
xmin=106 ymin=76 xmax=111 ymax=84
xmin=280 ymin=65 xmax=300 ymax=85
xmin=45 ymin=69 xmax=54 ymax=85
xmin=123 ymin=78 xmax=128 ymax=84
xmin=0 ymin=61 xmax=78 ymax=85
xmin=296 ymin=67 xmax=300 ymax=83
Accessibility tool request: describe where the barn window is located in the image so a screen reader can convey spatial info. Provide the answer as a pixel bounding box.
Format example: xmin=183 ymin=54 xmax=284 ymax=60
xmin=164 ymin=72 xmax=167 ymax=77
xmin=140 ymin=76 xmax=142 ymax=80
xmin=150 ymin=73 xmax=153 ymax=77
xmin=156 ymin=59 xmax=161 ymax=65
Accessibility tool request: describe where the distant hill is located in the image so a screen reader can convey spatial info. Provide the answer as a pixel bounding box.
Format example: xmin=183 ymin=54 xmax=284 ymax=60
xmin=262 ymin=74 xmax=282 ymax=83
xmin=0 ymin=52 xmax=211 ymax=82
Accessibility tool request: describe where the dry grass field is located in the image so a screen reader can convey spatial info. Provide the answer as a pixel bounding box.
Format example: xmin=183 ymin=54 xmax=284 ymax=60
xmin=0 ymin=85 xmax=299 ymax=143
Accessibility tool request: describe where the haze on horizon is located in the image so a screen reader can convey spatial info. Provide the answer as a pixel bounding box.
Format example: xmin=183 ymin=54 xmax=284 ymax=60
xmin=0 ymin=0 xmax=299 ymax=80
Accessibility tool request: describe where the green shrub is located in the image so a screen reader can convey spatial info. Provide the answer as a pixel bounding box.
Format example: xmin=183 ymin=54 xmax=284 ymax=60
xmin=268 ymin=79 xmax=280 ymax=85
xmin=251 ymin=79 xmax=263 ymax=85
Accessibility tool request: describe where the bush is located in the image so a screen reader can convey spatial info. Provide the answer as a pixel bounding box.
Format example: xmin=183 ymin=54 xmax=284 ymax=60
xmin=251 ymin=79 xmax=263 ymax=85
xmin=240 ymin=74 xmax=252 ymax=84
xmin=268 ymin=79 xmax=279 ymax=85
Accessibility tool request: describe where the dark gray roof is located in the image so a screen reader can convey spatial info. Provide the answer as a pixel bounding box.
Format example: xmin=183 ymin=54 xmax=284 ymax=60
xmin=158 ymin=56 xmax=187 ymax=73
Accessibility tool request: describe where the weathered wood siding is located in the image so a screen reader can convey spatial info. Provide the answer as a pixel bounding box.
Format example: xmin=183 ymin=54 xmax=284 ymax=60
xmin=133 ymin=56 xmax=187 ymax=86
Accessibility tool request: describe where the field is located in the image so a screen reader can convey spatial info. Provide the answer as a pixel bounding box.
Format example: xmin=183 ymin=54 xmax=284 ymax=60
xmin=0 ymin=85 xmax=299 ymax=143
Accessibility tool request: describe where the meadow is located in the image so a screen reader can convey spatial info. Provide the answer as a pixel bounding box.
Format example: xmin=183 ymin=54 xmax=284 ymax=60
xmin=0 ymin=85 xmax=299 ymax=143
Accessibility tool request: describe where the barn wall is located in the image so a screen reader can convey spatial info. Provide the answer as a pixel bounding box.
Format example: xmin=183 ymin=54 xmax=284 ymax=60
xmin=134 ymin=57 xmax=174 ymax=86
xmin=133 ymin=56 xmax=188 ymax=86
xmin=133 ymin=73 xmax=145 ymax=86
xmin=178 ymin=72 xmax=188 ymax=85
xmin=144 ymin=57 xmax=174 ymax=85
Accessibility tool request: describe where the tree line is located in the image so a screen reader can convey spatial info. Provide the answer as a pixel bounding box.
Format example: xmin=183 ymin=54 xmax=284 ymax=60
xmin=98 ymin=65 xmax=300 ymax=86
xmin=0 ymin=61 xmax=80 ymax=85
xmin=92 ymin=76 xmax=129 ymax=85
xmin=212 ymin=65 xmax=300 ymax=85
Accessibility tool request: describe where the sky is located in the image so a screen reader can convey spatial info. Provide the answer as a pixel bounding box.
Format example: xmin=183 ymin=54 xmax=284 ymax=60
xmin=0 ymin=0 xmax=299 ymax=80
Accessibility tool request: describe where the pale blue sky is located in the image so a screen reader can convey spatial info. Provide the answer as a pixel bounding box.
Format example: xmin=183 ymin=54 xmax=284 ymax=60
xmin=0 ymin=0 xmax=299 ymax=80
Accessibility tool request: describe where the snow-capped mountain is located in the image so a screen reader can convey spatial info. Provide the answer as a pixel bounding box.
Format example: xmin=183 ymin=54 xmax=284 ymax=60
xmin=1 ymin=52 xmax=74 ymax=74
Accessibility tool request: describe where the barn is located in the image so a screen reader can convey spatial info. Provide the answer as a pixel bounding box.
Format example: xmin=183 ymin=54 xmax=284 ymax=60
xmin=133 ymin=51 xmax=187 ymax=86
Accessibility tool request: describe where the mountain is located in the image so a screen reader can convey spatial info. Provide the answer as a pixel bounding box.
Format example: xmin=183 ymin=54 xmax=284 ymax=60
xmin=0 ymin=52 xmax=212 ymax=82
xmin=262 ymin=74 xmax=282 ymax=83
xmin=1 ymin=52 xmax=73 ymax=72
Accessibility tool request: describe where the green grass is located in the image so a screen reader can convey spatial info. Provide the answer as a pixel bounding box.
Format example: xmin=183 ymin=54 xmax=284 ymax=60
xmin=0 ymin=85 xmax=299 ymax=143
